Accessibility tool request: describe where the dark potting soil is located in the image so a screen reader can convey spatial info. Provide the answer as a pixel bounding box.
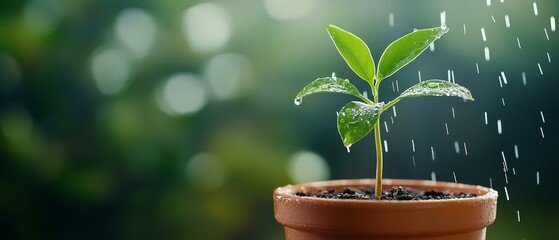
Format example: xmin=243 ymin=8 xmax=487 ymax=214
xmin=295 ymin=187 xmax=477 ymax=200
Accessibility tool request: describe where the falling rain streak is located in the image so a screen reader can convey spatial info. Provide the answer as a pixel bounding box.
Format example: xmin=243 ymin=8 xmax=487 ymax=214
xmin=383 ymin=140 xmax=388 ymax=152
xmin=514 ymin=145 xmax=519 ymax=159
xmin=490 ymin=178 xmax=493 ymax=189
xmin=463 ymin=24 xmax=467 ymax=35
xmin=537 ymin=171 xmax=540 ymax=185
xmin=504 ymin=186 xmax=510 ymax=201
xmin=411 ymin=139 xmax=416 ymax=152
xmin=533 ymin=2 xmax=538 ymax=16
xmin=552 ymin=16 xmax=556 ymax=32
xmin=484 ymin=112 xmax=488 ymax=125
xmin=389 ymin=13 xmax=394 ymax=27
xmin=384 ymin=121 xmax=389 ymax=133
xmin=502 ymin=98 xmax=506 ymax=106
xmin=516 ymin=37 xmax=522 ymax=49
xmin=451 ymin=108 xmax=455 ymax=119
xmin=505 ymin=15 xmax=510 ymax=28
xmin=463 ymin=142 xmax=468 ymax=155
xmin=431 ymin=146 xmax=436 ymax=161
xmin=453 ymin=172 xmax=457 ymax=183
xmin=537 ymin=63 xmax=543 ymax=75
xmin=517 ymin=211 xmax=521 ymax=223
xmin=540 ymin=127 xmax=545 ymax=138
xmin=544 ymin=28 xmax=549 ymax=40
xmin=481 ymin=28 xmax=487 ymax=41
xmin=486 ymin=0 xmax=491 ymax=7
xmin=500 ymin=71 xmax=508 ymax=84
xmin=476 ymin=63 xmax=480 ymax=74
xmin=431 ymin=172 xmax=437 ymax=182
xmin=392 ymin=106 xmax=397 ymax=117
xmin=454 ymin=141 xmax=460 ymax=154
xmin=491 ymin=16 xmax=496 ymax=23
xmin=445 ymin=123 xmax=449 ymax=135
xmin=547 ymin=52 xmax=551 ymax=62
xmin=522 ymin=72 xmax=527 ymax=85
xmin=497 ymin=119 xmax=502 ymax=134
xmin=418 ymin=71 xmax=422 ymax=82
xmin=540 ymin=111 xmax=545 ymax=123
xmin=484 ymin=47 xmax=490 ymax=61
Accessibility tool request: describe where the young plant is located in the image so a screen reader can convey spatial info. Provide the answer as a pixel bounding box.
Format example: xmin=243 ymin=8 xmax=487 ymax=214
xmin=294 ymin=25 xmax=473 ymax=199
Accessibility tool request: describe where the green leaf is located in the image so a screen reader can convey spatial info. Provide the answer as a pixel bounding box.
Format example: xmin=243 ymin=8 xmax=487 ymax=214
xmin=337 ymin=101 xmax=384 ymax=147
xmin=294 ymin=77 xmax=368 ymax=105
xmin=326 ymin=25 xmax=375 ymax=85
xmin=377 ymin=27 xmax=449 ymax=82
xmin=399 ymin=79 xmax=474 ymax=101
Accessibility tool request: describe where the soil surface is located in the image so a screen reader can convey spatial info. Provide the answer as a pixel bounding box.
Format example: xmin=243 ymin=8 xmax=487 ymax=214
xmin=296 ymin=187 xmax=476 ymax=200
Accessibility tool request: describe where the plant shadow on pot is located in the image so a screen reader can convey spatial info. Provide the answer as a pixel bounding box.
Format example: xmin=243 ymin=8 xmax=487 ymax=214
xmin=274 ymin=179 xmax=498 ymax=240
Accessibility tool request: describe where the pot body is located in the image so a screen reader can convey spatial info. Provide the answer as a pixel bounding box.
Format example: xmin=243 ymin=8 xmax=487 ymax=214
xmin=273 ymin=179 xmax=498 ymax=240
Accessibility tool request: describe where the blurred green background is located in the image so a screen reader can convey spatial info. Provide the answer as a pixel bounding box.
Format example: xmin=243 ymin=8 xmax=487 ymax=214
xmin=1 ymin=0 xmax=558 ymax=239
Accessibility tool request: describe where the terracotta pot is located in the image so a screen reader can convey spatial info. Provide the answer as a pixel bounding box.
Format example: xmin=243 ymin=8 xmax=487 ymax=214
xmin=273 ymin=179 xmax=498 ymax=240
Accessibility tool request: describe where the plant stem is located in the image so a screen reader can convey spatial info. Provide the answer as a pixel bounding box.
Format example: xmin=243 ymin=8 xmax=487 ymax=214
xmin=373 ymin=81 xmax=383 ymax=200
xmin=373 ymin=120 xmax=383 ymax=199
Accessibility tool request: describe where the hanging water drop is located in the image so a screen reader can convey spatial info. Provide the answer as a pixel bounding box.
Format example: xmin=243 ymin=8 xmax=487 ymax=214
xmin=431 ymin=172 xmax=437 ymax=182
xmin=429 ymin=42 xmax=435 ymax=52
xmin=331 ymin=72 xmax=337 ymax=80
xmin=294 ymin=98 xmax=302 ymax=105
xmin=486 ymin=0 xmax=491 ymax=6
xmin=346 ymin=144 xmax=352 ymax=153
xmin=489 ymin=178 xmax=493 ymax=189
xmin=440 ymin=11 xmax=447 ymax=30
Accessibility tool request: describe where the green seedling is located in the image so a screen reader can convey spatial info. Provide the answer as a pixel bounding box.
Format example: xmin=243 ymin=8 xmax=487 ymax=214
xmin=294 ymin=25 xmax=473 ymax=199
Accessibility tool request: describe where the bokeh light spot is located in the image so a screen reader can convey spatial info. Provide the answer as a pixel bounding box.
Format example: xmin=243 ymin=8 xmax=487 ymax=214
xmin=264 ymin=0 xmax=316 ymax=21
xmin=91 ymin=48 xmax=131 ymax=96
xmin=22 ymin=0 xmax=65 ymax=36
xmin=0 ymin=52 xmax=21 ymax=93
xmin=155 ymin=73 xmax=207 ymax=116
xmin=287 ymin=151 xmax=330 ymax=184
xmin=205 ymin=53 xmax=254 ymax=100
xmin=183 ymin=3 xmax=231 ymax=54
xmin=186 ymin=153 xmax=227 ymax=191
xmin=115 ymin=8 xmax=157 ymax=58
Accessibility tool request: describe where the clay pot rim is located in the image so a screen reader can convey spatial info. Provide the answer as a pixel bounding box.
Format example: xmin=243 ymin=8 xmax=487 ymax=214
xmin=274 ymin=178 xmax=498 ymax=205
